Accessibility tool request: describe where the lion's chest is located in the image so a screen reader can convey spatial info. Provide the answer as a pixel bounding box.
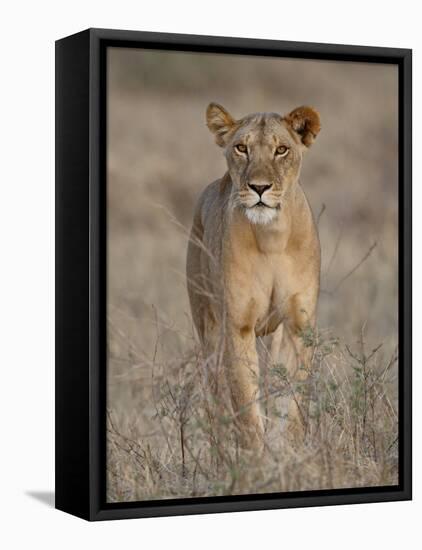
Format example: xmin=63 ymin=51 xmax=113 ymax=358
xmin=224 ymin=245 xmax=292 ymax=336
xmin=255 ymin=258 xmax=292 ymax=336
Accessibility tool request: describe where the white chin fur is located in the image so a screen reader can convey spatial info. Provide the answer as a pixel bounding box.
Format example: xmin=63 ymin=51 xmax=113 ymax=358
xmin=245 ymin=206 xmax=278 ymax=225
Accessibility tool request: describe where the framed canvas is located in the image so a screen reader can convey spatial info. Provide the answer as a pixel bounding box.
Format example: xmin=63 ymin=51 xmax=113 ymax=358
xmin=55 ymin=28 xmax=412 ymax=521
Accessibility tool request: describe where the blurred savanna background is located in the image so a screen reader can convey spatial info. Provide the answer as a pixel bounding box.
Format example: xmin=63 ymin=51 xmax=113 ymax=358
xmin=107 ymin=47 xmax=399 ymax=502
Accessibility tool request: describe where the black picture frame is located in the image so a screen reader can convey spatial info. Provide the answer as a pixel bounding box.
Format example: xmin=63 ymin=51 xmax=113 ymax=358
xmin=55 ymin=28 xmax=412 ymax=521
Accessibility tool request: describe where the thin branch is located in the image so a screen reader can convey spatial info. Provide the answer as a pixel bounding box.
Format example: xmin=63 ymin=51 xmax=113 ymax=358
xmin=325 ymin=241 xmax=377 ymax=296
xmin=316 ymin=203 xmax=326 ymax=226
xmin=326 ymin=222 xmax=344 ymax=276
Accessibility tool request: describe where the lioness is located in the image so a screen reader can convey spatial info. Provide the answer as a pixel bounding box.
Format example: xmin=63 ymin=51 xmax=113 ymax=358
xmin=186 ymin=103 xmax=321 ymax=449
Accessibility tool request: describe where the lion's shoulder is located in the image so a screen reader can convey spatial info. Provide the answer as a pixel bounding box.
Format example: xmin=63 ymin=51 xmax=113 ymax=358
xmin=197 ymin=174 xmax=231 ymax=226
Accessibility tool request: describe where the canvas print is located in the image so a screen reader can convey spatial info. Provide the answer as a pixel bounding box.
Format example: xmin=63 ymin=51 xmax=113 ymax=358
xmin=106 ymin=47 xmax=399 ymax=503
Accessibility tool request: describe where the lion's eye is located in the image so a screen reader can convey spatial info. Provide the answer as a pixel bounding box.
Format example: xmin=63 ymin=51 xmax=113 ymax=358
xmin=275 ymin=145 xmax=289 ymax=157
xmin=235 ymin=143 xmax=247 ymax=154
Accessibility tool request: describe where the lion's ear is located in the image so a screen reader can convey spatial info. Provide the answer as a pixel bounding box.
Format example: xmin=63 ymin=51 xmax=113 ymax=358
xmin=206 ymin=103 xmax=237 ymax=147
xmin=284 ymin=106 xmax=321 ymax=147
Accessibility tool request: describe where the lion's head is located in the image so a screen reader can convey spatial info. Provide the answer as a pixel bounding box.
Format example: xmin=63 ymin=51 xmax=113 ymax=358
xmin=206 ymin=103 xmax=321 ymax=224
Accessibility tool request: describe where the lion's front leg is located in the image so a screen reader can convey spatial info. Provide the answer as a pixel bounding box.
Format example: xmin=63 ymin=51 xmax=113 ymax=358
xmin=285 ymin=335 xmax=313 ymax=442
xmin=284 ymin=293 xmax=317 ymax=444
xmin=224 ymin=326 xmax=264 ymax=451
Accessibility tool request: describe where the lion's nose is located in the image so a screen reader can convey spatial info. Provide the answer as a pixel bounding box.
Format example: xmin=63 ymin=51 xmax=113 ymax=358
xmin=248 ymin=183 xmax=272 ymax=197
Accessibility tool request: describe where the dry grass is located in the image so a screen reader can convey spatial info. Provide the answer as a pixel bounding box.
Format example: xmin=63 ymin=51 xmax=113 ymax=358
xmin=106 ymin=48 xmax=399 ymax=502
xmin=107 ymin=322 xmax=398 ymax=502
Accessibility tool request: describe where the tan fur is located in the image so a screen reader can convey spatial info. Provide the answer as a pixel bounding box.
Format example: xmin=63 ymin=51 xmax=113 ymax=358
xmin=187 ymin=103 xmax=321 ymax=450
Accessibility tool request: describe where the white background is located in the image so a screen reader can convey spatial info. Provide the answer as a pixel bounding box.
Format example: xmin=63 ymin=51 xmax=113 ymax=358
xmin=0 ymin=1 xmax=418 ymax=548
